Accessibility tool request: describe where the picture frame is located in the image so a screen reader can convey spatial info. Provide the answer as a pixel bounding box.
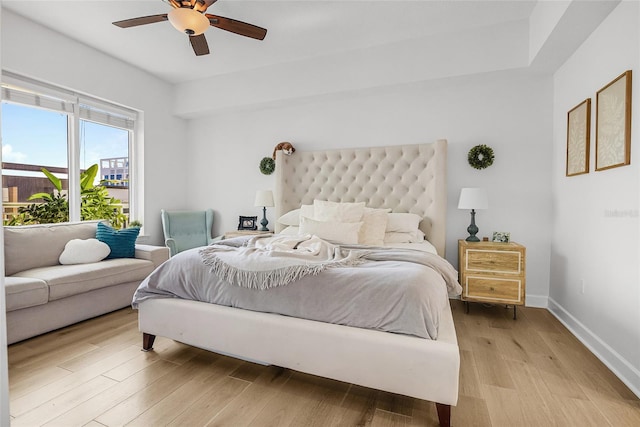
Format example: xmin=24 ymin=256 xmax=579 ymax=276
xmin=596 ymin=70 xmax=632 ymax=171
xmin=492 ymin=232 xmax=510 ymax=243
xmin=566 ymin=98 xmax=591 ymax=176
xmin=238 ymin=216 xmax=258 ymax=231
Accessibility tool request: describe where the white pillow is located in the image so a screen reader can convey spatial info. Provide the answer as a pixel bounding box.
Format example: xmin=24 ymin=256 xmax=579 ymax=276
xmin=279 ymin=226 xmax=301 ymax=235
xmin=386 ymin=213 xmax=422 ymax=233
xmin=300 ymin=204 xmax=314 ymax=220
xmin=59 ymin=238 xmax=111 ymax=265
xmin=313 ymin=200 xmax=365 ymax=223
xmin=300 ymin=216 xmax=362 ymax=244
xmin=277 ymin=205 xmax=314 ymax=226
xmin=277 ymin=209 xmax=300 ymax=226
xmin=359 ymin=208 xmax=390 ymax=246
xmin=383 ymin=230 xmax=426 ymax=244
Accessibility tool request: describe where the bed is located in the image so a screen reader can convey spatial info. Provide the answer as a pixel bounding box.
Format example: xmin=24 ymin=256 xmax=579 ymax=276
xmin=136 ymin=139 xmax=459 ymax=427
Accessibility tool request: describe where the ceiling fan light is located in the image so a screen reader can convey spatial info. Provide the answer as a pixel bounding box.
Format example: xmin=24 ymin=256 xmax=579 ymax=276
xmin=168 ymin=8 xmax=210 ymax=35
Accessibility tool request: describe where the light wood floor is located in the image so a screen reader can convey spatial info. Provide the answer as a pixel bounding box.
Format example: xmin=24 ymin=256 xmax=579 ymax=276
xmin=7 ymin=300 xmax=640 ymax=426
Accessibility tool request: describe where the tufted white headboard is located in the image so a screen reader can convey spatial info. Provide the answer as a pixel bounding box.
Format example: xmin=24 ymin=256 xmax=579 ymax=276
xmin=274 ymin=140 xmax=448 ymax=256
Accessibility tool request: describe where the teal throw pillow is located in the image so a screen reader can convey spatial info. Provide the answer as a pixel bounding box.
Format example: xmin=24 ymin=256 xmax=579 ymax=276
xmin=96 ymin=222 xmax=140 ymax=259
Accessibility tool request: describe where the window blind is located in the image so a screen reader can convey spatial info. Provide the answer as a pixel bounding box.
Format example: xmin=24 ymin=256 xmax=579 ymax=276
xmin=79 ymin=102 xmax=135 ymax=131
xmin=1 ymin=71 xmax=138 ymax=130
xmin=0 ymin=85 xmax=75 ymax=114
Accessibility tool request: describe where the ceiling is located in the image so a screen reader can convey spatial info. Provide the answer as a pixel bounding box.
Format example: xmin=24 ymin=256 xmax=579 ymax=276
xmin=1 ymin=0 xmax=538 ymax=85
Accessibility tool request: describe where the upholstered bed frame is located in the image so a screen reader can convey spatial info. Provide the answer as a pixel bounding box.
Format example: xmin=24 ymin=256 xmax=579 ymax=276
xmin=138 ymin=140 xmax=459 ymax=426
xmin=274 ymin=140 xmax=447 ymax=256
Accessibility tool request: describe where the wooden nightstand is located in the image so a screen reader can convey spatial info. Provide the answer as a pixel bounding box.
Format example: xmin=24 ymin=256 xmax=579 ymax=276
xmin=458 ymin=239 xmax=526 ymax=319
xmin=224 ymin=230 xmax=273 ymax=239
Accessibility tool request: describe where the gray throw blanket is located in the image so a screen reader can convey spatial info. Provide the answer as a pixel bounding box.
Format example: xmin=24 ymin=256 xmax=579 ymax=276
xmin=199 ymin=234 xmax=368 ymax=290
xmin=133 ymin=236 xmax=462 ymax=339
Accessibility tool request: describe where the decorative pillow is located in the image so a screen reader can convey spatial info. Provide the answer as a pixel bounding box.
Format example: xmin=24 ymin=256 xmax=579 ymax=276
xmin=300 ymin=204 xmax=314 ymax=220
xmin=96 ymin=222 xmax=140 ymax=259
xmin=300 ymin=216 xmax=362 ymax=244
xmin=279 ymin=226 xmax=301 ymax=235
xmin=313 ymin=200 xmax=365 ymax=223
xmin=277 ymin=209 xmax=300 ymax=226
xmin=359 ymin=208 xmax=390 ymax=246
xmin=277 ymin=205 xmax=313 ymax=226
xmin=386 ymin=213 xmax=423 ymax=233
xmin=383 ymin=230 xmax=426 ymax=244
xmin=59 ymin=238 xmax=111 ymax=265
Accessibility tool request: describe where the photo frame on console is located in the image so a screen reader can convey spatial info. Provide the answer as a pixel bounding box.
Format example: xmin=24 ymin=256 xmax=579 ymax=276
xmin=492 ymin=232 xmax=510 ymax=243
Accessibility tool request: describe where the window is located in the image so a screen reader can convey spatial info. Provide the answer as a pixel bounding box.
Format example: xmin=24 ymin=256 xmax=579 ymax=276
xmin=1 ymin=72 xmax=142 ymax=227
xmin=1 ymin=103 xmax=69 ymax=222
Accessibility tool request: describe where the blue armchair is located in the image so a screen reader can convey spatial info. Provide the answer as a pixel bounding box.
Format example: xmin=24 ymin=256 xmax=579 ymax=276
xmin=160 ymin=209 xmax=215 ymax=257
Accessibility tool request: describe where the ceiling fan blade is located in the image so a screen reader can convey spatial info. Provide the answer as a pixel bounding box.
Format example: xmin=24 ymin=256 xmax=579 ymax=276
xmin=206 ymin=14 xmax=267 ymax=40
xmin=190 ymin=34 xmax=210 ymax=56
xmin=113 ymin=14 xmax=168 ymax=28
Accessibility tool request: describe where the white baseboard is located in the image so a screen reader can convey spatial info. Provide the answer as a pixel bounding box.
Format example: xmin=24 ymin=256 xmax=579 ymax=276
xmin=547 ymin=298 xmax=640 ymax=399
xmin=525 ymin=294 xmax=548 ymax=308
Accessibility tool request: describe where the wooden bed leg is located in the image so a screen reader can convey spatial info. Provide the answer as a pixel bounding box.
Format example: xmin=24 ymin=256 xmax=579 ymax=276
xmin=436 ymin=403 xmax=451 ymax=427
xmin=142 ymin=333 xmax=156 ymax=352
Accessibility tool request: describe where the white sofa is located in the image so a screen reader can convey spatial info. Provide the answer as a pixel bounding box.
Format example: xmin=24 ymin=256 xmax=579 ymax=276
xmin=4 ymin=221 xmax=169 ymax=344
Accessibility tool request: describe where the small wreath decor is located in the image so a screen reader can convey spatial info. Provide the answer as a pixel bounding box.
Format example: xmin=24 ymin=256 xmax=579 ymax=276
xmin=259 ymin=157 xmax=276 ymax=175
xmin=467 ymin=144 xmax=495 ymax=170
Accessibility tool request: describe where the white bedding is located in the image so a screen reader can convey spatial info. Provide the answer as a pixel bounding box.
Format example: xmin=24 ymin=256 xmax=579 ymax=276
xmin=384 ymin=240 xmax=438 ymax=254
xmin=279 ymin=227 xmax=438 ymax=253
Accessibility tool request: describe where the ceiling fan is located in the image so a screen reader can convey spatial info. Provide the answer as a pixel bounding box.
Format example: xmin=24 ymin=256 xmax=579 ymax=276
xmin=112 ymin=0 xmax=267 ymax=56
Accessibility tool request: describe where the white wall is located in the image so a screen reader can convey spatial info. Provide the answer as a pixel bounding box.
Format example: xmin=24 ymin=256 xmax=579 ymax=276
xmin=187 ymin=69 xmax=553 ymax=306
xmin=0 ymin=9 xmax=188 ymax=245
xmin=551 ymin=1 xmax=640 ymax=396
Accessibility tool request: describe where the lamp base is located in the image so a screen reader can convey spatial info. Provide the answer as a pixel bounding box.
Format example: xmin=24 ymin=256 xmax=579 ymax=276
xmin=260 ymin=206 xmax=269 ymax=232
xmin=465 ymin=209 xmax=480 ymax=242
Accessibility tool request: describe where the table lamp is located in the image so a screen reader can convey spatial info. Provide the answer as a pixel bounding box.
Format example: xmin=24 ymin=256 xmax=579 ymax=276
xmin=457 ymin=188 xmax=488 ymax=242
xmin=254 ymin=190 xmax=275 ymax=231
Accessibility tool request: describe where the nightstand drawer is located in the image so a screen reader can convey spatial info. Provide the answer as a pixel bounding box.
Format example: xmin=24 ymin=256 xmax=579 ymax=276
xmin=465 ymin=276 xmax=523 ymax=303
xmin=465 ymin=249 xmax=522 ymax=274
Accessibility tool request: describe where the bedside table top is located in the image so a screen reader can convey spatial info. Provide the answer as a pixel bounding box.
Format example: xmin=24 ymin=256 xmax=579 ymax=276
xmin=458 ymin=239 xmax=524 ymax=249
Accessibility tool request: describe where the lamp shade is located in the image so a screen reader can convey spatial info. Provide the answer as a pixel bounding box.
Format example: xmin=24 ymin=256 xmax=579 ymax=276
xmin=254 ymin=190 xmax=274 ymax=207
xmin=168 ymin=8 xmax=210 ymax=35
xmin=457 ymin=188 xmax=488 ymax=210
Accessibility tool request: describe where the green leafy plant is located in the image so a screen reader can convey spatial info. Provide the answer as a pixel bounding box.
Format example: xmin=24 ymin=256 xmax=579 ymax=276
xmin=10 ymin=192 xmax=68 ymax=225
xmin=7 ymin=164 xmax=128 ymax=228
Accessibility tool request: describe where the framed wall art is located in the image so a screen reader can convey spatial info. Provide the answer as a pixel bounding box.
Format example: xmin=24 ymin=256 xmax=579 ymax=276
xmin=566 ymin=98 xmax=591 ymax=176
xmin=596 ymin=70 xmax=632 ymax=171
